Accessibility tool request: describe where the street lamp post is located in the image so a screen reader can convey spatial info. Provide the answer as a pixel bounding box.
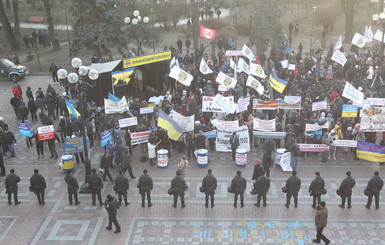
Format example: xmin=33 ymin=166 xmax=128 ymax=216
xmin=57 ymin=58 xmax=99 ymax=192
xmin=124 ymin=10 xmax=149 ymax=54
xmin=63 ymin=10 xmax=72 ymax=63
xmin=372 ymin=12 xmax=385 ymax=58
xmin=309 ymin=6 xmax=317 ymax=54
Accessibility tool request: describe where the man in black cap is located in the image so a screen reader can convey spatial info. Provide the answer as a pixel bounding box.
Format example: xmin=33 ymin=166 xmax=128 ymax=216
xmin=105 ymin=194 xmax=121 ymax=233
xmin=313 ymin=201 xmax=331 ymax=244
xmin=337 ymin=171 xmax=355 ymax=209
xmin=309 ymin=172 xmax=325 ymax=208
xmin=230 ymin=170 xmax=246 ymax=208
xmin=64 ymin=169 xmax=80 ymax=205
xmin=5 ymin=169 xmax=21 ymax=205
xmin=138 ymin=169 xmax=153 ymax=207
xmin=30 ymin=169 xmax=46 ymax=205
xmin=365 ymin=171 xmax=384 ymax=209
xmin=255 ymin=171 xmax=270 ymax=207
xmin=114 ymin=171 xmax=129 ymax=206
xmin=201 ymin=169 xmax=217 ymax=208
xmin=284 ymin=171 xmax=301 ymax=208
xmin=170 ymin=170 xmax=187 ymax=208
xmin=88 ymin=168 xmax=104 ymax=206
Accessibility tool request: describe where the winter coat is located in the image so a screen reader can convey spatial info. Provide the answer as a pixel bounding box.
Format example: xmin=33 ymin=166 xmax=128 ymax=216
xmin=230 ymin=174 xmax=246 ymax=194
xmin=138 ymin=173 xmax=153 ymax=193
xmin=202 ymin=173 xmax=217 ymax=194
xmin=366 ymin=176 xmax=384 ymax=194
xmin=195 ymin=135 xmax=206 ymax=149
xmin=88 ymin=173 xmax=103 ymax=191
xmin=252 ymin=164 xmax=265 ymax=180
xmin=114 ymin=174 xmax=129 ymax=194
xmin=315 ymin=206 xmax=328 ymax=228
xmin=105 ymin=197 xmax=119 ymax=218
xmin=178 ymin=159 xmax=188 ymax=178
xmin=309 ymin=176 xmax=325 ymax=195
xmin=5 ymin=173 xmax=20 ymax=191
xmin=285 ymin=175 xmax=301 ymax=193
xmin=171 ymin=176 xmax=186 ymax=194
xmin=229 ymin=135 xmax=240 ymax=150
xmin=3 ymin=131 xmax=16 ymax=145
xmin=338 ymin=176 xmax=356 ymax=196
xmin=262 ymin=152 xmax=273 ymax=170
xmin=30 ymin=173 xmax=46 ymax=192
xmin=64 ymin=175 xmax=79 ymax=194
xmin=256 ymin=175 xmax=270 ymax=193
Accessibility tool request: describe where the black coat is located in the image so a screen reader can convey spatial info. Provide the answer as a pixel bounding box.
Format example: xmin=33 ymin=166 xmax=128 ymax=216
xmin=338 ymin=176 xmax=356 ymax=195
xmin=171 ymin=176 xmax=186 ymax=194
xmin=3 ymin=131 xmax=16 ymax=145
xmin=286 ymin=175 xmax=301 ymax=193
xmin=230 ymin=175 xmax=246 ymax=194
xmin=5 ymin=173 xmax=20 ymax=191
xmin=262 ymin=153 xmax=273 ymax=170
xmin=114 ymin=174 xmax=129 ymax=194
xmin=114 ymin=144 xmax=125 ymax=164
xmin=138 ymin=173 xmax=153 ymax=193
xmin=202 ymin=173 xmax=217 ymax=194
xmin=88 ymin=173 xmax=103 ymax=191
xmin=105 ymin=197 xmax=119 ymax=218
xmin=30 ymin=173 xmax=46 ymax=192
xmin=64 ymin=174 xmax=79 ymax=194
xmin=252 ymin=164 xmax=265 ymax=180
xmin=256 ymin=175 xmax=270 ymax=193
xmin=309 ymin=176 xmax=325 ymax=195
xmin=367 ymin=176 xmax=384 ymax=194
xmin=195 ymin=135 xmax=206 ymax=149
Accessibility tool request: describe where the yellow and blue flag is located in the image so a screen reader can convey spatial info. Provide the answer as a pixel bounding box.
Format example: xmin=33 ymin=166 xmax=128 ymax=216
xmin=357 ymin=142 xmax=385 ymax=162
xmin=108 ymin=92 xmax=120 ymax=102
xmin=66 ymin=100 xmax=81 ymax=119
xmin=157 ymin=109 xmax=184 ymax=141
xmin=111 ymin=68 xmax=135 ymax=86
xmin=269 ymin=68 xmax=288 ymax=93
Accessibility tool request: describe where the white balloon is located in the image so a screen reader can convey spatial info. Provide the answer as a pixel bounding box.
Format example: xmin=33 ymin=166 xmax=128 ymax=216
xmin=143 ymin=16 xmax=149 ymax=24
xmin=124 ymin=17 xmax=131 ymax=24
xmin=133 ymin=10 xmax=140 ymax=17
xmin=137 ymin=16 xmax=142 ymax=22
xmin=57 ymin=69 xmax=68 ymax=79
xmin=132 ymin=18 xmax=138 ymax=25
xmin=68 ymin=73 xmax=79 ymax=83
xmin=78 ymin=66 xmax=88 ymax=76
xmin=88 ymin=69 xmax=99 ymax=80
xmin=71 ymin=57 xmax=82 ymax=68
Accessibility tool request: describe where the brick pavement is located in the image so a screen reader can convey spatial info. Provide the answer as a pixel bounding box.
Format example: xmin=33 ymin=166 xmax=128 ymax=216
xmin=0 ymin=76 xmax=384 ymax=244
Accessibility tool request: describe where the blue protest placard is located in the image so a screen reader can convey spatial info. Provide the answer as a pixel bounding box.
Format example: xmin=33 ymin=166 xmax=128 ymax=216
xmin=342 ymin=105 xmax=358 ymax=117
xmin=64 ymin=137 xmax=89 ymax=154
xmin=18 ymin=122 xmax=33 ymax=137
xmin=100 ymin=129 xmax=112 ymax=147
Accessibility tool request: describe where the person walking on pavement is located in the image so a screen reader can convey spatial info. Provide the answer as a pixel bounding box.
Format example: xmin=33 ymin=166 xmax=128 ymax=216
xmin=100 ymin=151 xmax=113 ymax=182
xmin=337 ymin=171 xmax=355 ymax=209
xmin=88 ymin=168 xmax=104 ymax=206
xmin=201 ymin=169 xmax=217 ymax=208
xmin=230 ymin=170 xmax=246 ymax=208
xmin=251 ymin=159 xmax=264 ymax=195
xmin=64 ymin=169 xmax=80 ymax=205
xmin=262 ymin=149 xmax=273 ymax=178
xmin=229 ymin=132 xmax=240 ymax=161
xmin=122 ymin=149 xmax=136 ymax=179
xmin=49 ymin=63 xmax=59 ymax=83
xmin=309 ymin=172 xmax=325 ymax=208
xmin=365 ymin=171 xmax=384 ymax=209
xmin=105 ymin=194 xmax=121 ymax=234
xmin=30 ymin=169 xmax=46 ymax=205
xmin=138 ymin=169 xmax=153 ymax=207
xmin=313 ymin=201 xmax=331 ymax=244
xmin=3 ymin=126 xmax=16 ymax=158
xmin=255 ymin=171 xmax=270 ymax=207
xmin=114 ymin=171 xmax=129 ymax=206
xmin=284 ymin=170 xmax=301 ymax=208
xmin=285 ymin=139 xmax=300 ymax=171
xmin=5 ymin=169 xmax=21 ymax=205
xmin=0 ymin=150 xmax=6 ymax=177
xmin=171 ymin=170 xmax=187 ymax=208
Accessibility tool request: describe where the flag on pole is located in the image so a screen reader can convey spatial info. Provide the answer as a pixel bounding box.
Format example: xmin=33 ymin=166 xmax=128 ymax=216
xmin=237 ymin=58 xmax=250 ymax=74
xmin=66 ymin=100 xmax=80 ymax=119
xmin=364 ymin=26 xmax=373 ymax=42
xmin=351 ymin=32 xmax=368 ymax=48
xmin=170 ymin=56 xmax=179 ymax=69
xmin=241 ymin=44 xmax=254 ymax=61
xmin=200 ymin=26 xmax=216 ymax=39
xmin=199 ymin=58 xmax=213 ymax=74
xmin=108 ymin=93 xmax=132 ymax=116
xmin=334 ymin=35 xmax=343 ymax=50
xmin=169 ymin=65 xmax=193 ymax=86
xmin=269 ymin=68 xmax=287 ymax=94
xmin=157 ymin=109 xmax=184 ymax=141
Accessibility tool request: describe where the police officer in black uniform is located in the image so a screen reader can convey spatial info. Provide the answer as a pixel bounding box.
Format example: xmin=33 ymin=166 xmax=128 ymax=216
xmin=30 ymin=169 xmax=46 ymax=205
xmin=255 ymin=171 xmax=270 ymax=207
xmin=138 ymin=169 xmax=153 ymax=208
xmin=171 ymin=170 xmax=187 ymax=208
xmin=365 ymin=171 xmax=384 ymax=209
xmin=5 ymin=169 xmax=21 ymax=205
xmin=201 ymin=169 xmax=217 ymax=208
xmin=64 ymin=169 xmax=80 ymax=205
xmin=88 ymin=168 xmax=104 ymax=206
xmin=230 ymin=170 xmax=246 ymax=208
xmin=337 ymin=171 xmax=355 ymax=209
xmin=284 ymin=170 xmax=301 ymax=208
xmin=114 ymin=171 xmax=129 ymax=206
xmin=309 ymin=172 xmax=325 ymax=208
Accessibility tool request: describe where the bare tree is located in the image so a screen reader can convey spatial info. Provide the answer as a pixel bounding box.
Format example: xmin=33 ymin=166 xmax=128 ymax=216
xmin=43 ymin=0 xmax=60 ymax=50
xmin=12 ymin=0 xmax=20 ymax=36
xmin=0 ymin=0 xmax=19 ymax=50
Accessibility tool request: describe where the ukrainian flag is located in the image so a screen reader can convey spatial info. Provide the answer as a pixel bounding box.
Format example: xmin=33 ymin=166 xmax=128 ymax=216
xmin=66 ymin=100 xmax=81 ymax=119
xmin=269 ymin=68 xmax=288 ymax=93
xmin=111 ymin=68 xmax=135 ymax=86
xmin=357 ymin=142 xmax=385 ymax=162
xmin=108 ymin=92 xmax=120 ymax=102
xmin=157 ymin=109 xmax=184 ymax=141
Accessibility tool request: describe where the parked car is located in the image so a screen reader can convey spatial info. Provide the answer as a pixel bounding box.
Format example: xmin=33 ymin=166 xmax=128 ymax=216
xmin=0 ymin=58 xmax=28 ymax=82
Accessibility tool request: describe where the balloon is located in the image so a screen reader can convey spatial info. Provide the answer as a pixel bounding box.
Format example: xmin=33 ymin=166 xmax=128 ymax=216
xmin=132 ymin=18 xmax=138 ymax=25
xmin=78 ymin=66 xmax=88 ymax=76
xmin=88 ymin=69 xmax=99 ymax=80
xmin=124 ymin=17 xmax=131 ymax=24
xmin=137 ymin=16 xmax=142 ymax=22
xmin=133 ymin=10 xmax=140 ymax=17
xmin=71 ymin=58 xmax=82 ymax=68
xmin=57 ymin=69 xmax=68 ymax=79
xmin=68 ymin=73 xmax=79 ymax=83
xmin=143 ymin=16 xmax=149 ymax=24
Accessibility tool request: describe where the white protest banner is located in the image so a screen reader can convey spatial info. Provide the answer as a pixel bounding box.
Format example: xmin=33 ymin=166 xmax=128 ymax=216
xmin=241 ymin=44 xmax=254 ymax=61
xmin=226 ymin=50 xmax=243 ymax=56
xmin=172 ymin=112 xmax=194 ymax=132
xmin=211 ymin=119 xmax=239 ymax=129
xmin=360 ymin=99 xmax=371 ymax=109
xmin=216 ymin=71 xmax=237 ymax=88
xmin=169 ymin=65 xmax=193 ymax=86
xmin=351 ymin=32 xmax=367 ymax=48
xmin=236 ymin=97 xmax=249 ymax=113
xmin=216 ymin=126 xmax=250 ymax=152
xmin=284 ymin=96 xmax=301 ymax=105
xmin=312 ymin=101 xmax=328 ymax=111
xmin=218 ymin=85 xmax=231 ymax=91
xmin=253 ymin=118 xmax=276 ymax=132
xmin=104 ymin=96 xmax=129 ymax=114
xmin=213 ymin=93 xmax=237 ymax=114
xmin=199 ymin=58 xmax=213 ymax=75
xmin=277 ymin=152 xmax=292 ymax=172
xmin=249 ymin=63 xmax=267 ymax=79
xmin=246 ymin=75 xmax=264 ymax=94
xmin=281 ymin=60 xmax=288 ymax=69
xmin=140 ymin=107 xmax=154 ymax=114
xmin=299 ymin=144 xmax=329 ymax=152
xmin=331 ymin=50 xmax=347 ymax=66
xmin=202 ymin=96 xmax=234 ymax=112
xmin=335 ymin=35 xmax=343 ymax=50
xmin=118 ymin=117 xmax=138 ymax=128
xmin=288 ymin=64 xmax=296 ymax=71
xmin=230 ymin=58 xmax=237 ymax=70
xmin=237 ymin=58 xmax=250 ymax=74
xmin=368 ymin=98 xmax=385 ymax=106
xmin=342 ymin=82 xmax=364 ymax=104
xmin=360 ymin=107 xmax=385 ymax=131
xmin=374 ymin=29 xmax=385 ymax=42
xmin=254 ymin=131 xmax=286 ymax=139
xmin=332 ymin=140 xmax=357 ymax=148
xmin=131 ymin=131 xmax=150 ymax=145
xmin=364 ymin=26 xmax=373 ymax=42
xmin=305 ymin=122 xmax=329 ymax=131
xmin=38 ymin=125 xmax=55 ymax=141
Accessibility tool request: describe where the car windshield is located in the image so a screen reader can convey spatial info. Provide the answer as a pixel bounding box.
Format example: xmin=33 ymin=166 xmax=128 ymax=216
xmin=2 ymin=59 xmax=15 ymax=68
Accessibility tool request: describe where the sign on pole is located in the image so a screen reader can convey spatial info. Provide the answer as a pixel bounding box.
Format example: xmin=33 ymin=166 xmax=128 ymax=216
xmin=37 ymin=125 xmax=55 ymax=141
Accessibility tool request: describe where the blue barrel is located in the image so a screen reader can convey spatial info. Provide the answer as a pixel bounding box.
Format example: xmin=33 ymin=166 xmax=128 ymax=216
xmin=197 ymin=149 xmax=208 ymax=168
xmin=235 ymin=148 xmax=247 ymax=168
xmin=157 ymin=149 xmax=169 ymax=168
xmin=61 ymin=155 xmax=75 ymax=174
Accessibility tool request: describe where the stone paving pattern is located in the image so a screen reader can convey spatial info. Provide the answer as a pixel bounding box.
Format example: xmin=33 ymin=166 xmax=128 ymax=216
xmin=0 ymin=76 xmax=384 ymax=244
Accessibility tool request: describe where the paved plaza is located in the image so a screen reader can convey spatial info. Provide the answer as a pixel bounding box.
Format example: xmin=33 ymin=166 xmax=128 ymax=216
xmin=0 ymin=76 xmax=384 ymax=244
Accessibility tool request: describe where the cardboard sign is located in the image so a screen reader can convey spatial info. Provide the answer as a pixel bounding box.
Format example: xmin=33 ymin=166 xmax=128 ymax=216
xmin=312 ymin=101 xmax=327 ymax=111
xmin=299 ymin=144 xmax=329 ymax=152
xmin=64 ymin=137 xmax=89 ymax=154
xmin=216 ymin=126 xmax=250 ymax=152
xmin=202 ymin=96 xmax=234 ymax=113
xmin=100 ymin=129 xmax=112 ymax=147
xmin=342 ymin=105 xmax=358 ymax=117
xmin=131 ymin=131 xmax=151 ymax=145
xmin=118 ymin=117 xmax=138 ymax=128
xmin=140 ymin=107 xmax=154 ymax=114
xmin=253 ymin=118 xmax=276 ymax=132
xmin=18 ymin=122 xmax=32 ymax=137
xmin=213 ymin=94 xmax=237 ymax=114
xmin=253 ymin=131 xmax=286 ymax=139
xmin=38 ymin=125 xmax=55 ymax=141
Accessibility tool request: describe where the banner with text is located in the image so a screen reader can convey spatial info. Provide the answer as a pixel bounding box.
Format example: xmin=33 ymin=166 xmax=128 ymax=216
xmin=202 ymin=96 xmax=234 ymax=113
xmin=38 ymin=125 xmax=55 ymax=141
xmin=253 ymin=118 xmax=276 ymax=132
xmin=172 ymin=112 xmax=194 ymax=132
xmin=131 ymin=131 xmax=151 ymax=145
xmin=213 ymin=94 xmax=237 ymax=113
xmin=216 ymin=126 xmax=250 ymax=152
xmin=119 ymin=117 xmax=138 ymax=128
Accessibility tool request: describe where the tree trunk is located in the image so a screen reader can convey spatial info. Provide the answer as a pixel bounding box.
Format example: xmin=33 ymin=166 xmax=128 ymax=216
xmin=12 ymin=0 xmax=20 ymax=36
xmin=0 ymin=0 xmax=19 ymax=50
xmin=5 ymin=0 xmax=11 ymax=9
xmin=191 ymin=0 xmax=199 ymax=53
xmin=43 ymin=0 xmax=60 ymax=51
xmin=343 ymin=0 xmax=354 ymax=43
